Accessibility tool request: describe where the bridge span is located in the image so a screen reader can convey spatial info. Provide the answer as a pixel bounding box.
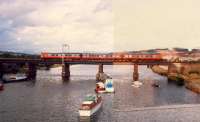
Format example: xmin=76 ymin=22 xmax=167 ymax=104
xmin=0 ymin=52 xmax=199 ymax=81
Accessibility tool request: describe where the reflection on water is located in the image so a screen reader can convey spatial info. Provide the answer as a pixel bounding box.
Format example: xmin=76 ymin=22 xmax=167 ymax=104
xmin=0 ymin=65 xmax=200 ymax=122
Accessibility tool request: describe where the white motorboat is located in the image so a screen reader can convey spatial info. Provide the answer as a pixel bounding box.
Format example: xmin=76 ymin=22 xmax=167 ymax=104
xmin=105 ymin=79 xmax=114 ymax=93
xmin=152 ymin=82 xmax=160 ymax=88
xmin=132 ymin=81 xmax=143 ymax=88
xmin=95 ymin=82 xmax=106 ymax=93
xmin=79 ymin=94 xmax=102 ymax=116
xmin=95 ymin=79 xmax=115 ymax=93
xmin=2 ymin=73 xmax=27 ymax=83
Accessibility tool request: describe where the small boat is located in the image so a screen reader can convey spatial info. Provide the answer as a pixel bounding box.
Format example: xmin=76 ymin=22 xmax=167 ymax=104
xmin=95 ymin=82 xmax=106 ymax=93
xmin=132 ymin=81 xmax=143 ymax=88
xmin=0 ymin=81 xmax=4 ymax=91
xmin=152 ymin=83 xmax=160 ymax=87
xmin=105 ymin=79 xmax=114 ymax=93
xmin=79 ymin=94 xmax=102 ymax=116
xmin=2 ymin=73 xmax=27 ymax=83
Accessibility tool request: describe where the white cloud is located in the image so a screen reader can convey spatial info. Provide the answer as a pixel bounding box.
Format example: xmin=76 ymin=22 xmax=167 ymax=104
xmin=0 ymin=0 xmax=113 ymax=53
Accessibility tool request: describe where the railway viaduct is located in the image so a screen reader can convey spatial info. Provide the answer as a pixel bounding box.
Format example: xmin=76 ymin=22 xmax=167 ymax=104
xmin=0 ymin=56 xmax=198 ymax=81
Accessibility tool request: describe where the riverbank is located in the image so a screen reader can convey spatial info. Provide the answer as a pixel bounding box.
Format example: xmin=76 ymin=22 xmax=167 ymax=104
xmin=151 ymin=65 xmax=168 ymax=76
xmin=151 ymin=64 xmax=200 ymax=93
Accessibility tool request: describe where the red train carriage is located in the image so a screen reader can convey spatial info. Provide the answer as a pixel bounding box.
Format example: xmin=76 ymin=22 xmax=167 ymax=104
xmin=41 ymin=52 xmax=81 ymax=60
xmin=81 ymin=53 xmax=112 ymax=61
xmin=112 ymin=53 xmax=124 ymax=60
xmin=82 ymin=53 xmax=99 ymax=60
xmin=138 ymin=53 xmax=162 ymax=60
xmin=122 ymin=53 xmax=162 ymax=60
xmin=41 ymin=52 xmax=163 ymax=61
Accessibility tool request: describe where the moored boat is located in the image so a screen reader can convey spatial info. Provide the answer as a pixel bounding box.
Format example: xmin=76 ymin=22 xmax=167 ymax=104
xmin=105 ymin=79 xmax=115 ymax=93
xmin=95 ymin=82 xmax=106 ymax=93
xmin=152 ymin=82 xmax=160 ymax=87
xmin=132 ymin=81 xmax=143 ymax=88
xmin=95 ymin=79 xmax=115 ymax=93
xmin=79 ymin=94 xmax=102 ymax=116
xmin=2 ymin=73 xmax=27 ymax=83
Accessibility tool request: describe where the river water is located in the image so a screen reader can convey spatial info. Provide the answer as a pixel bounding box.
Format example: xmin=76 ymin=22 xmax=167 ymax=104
xmin=0 ymin=65 xmax=200 ymax=122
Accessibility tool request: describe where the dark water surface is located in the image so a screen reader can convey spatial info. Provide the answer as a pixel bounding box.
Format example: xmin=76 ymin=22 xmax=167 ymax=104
xmin=0 ymin=65 xmax=200 ymax=122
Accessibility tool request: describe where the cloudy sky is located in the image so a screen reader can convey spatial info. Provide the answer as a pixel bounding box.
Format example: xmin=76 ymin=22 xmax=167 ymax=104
xmin=0 ymin=0 xmax=200 ymax=53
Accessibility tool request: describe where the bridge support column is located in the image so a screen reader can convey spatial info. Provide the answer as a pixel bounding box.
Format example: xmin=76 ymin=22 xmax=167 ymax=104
xmin=0 ymin=63 xmax=3 ymax=80
xmin=96 ymin=64 xmax=104 ymax=81
xmin=147 ymin=65 xmax=153 ymax=68
xmin=27 ymin=63 xmax=37 ymax=80
xmin=133 ymin=64 xmax=139 ymax=81
xmin=99 ymin=64 xmax=103 ymax=73
xmin=62 ymin=63 xmax=70 ymax=81
xmin=45 ymin=64 xmax=51 ymax=70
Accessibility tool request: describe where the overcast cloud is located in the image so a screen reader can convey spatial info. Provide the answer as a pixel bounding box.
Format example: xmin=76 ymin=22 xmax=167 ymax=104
xmin=0 ymin=0 xmax=113 ymax=53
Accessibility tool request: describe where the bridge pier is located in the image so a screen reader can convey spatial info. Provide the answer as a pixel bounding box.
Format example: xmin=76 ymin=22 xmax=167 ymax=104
xmin=147 ymin=65 xmax=153 ymax=68
xmin=133 ymin=64 xmax=139 ymax=81
xmin=62 ymin=63 xmax=70 ymax=81
xmin=99 ymin=64 xmax=103 ymax=73
xmin=0 ymin=63 xmax=3 ymax=80
xmin=27 ymin=63 xmax=37 ymax=80
xmin=96 ymin=64 xmax=105 ymax=81
xmin=46 ymin=65 xmax=51 ymax=70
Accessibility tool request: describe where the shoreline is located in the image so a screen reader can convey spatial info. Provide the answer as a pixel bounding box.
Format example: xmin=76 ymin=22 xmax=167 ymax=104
xmin=151 ymin=64 xmax=200 ymax=93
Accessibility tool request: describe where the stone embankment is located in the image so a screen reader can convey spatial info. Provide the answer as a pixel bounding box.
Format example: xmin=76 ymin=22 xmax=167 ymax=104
xmin=151 ymin=64 xmax=200 ymax=93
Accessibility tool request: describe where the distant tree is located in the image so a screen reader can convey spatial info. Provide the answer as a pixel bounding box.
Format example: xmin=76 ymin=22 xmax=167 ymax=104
xmin=1 ymin=53 xmax=14 ymax=58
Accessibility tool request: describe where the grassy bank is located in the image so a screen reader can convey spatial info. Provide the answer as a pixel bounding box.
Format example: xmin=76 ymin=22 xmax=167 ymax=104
xmin=151 ymin=65 xmax=168 ymax=76
xmin=151 ymin=64 xmax=200 ymax=93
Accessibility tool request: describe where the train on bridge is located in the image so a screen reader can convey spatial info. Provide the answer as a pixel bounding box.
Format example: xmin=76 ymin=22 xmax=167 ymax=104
xmin=41 ymin=52 xmax=163 ymax=61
